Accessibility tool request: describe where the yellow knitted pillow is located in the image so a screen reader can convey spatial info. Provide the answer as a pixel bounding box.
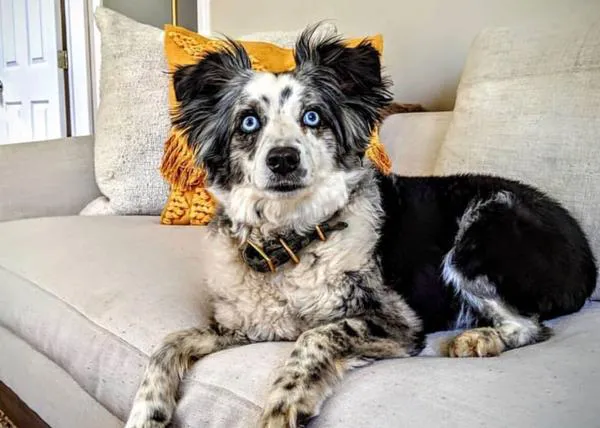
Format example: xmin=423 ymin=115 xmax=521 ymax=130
xmin=160 ymin=25 xmax=392 ymax=225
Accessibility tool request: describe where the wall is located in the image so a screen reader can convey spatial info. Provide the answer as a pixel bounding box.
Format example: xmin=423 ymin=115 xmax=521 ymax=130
xmin=212 ymin=0 xmax=600 ymax=110
xmin=103 ymin=0 xmax=197 ymax=31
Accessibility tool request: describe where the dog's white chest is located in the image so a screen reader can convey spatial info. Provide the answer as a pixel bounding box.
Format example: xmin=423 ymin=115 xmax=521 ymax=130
xmin=204 ymin=220 xmax=377 ymax=342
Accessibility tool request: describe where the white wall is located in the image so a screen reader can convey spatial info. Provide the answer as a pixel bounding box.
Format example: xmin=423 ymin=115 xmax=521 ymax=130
xmin=103 ymin=0 xmax=198 ymax=31
xmin=212 ymin=0 xmax=600 ymax=110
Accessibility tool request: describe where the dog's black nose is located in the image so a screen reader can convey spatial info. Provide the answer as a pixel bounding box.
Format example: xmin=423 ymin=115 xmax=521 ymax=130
xmin=266 ymin=147 xmax=300 ymax=175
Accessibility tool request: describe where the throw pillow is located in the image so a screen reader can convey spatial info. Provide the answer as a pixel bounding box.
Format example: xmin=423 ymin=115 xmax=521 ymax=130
xmin=81 ymin=7 xmax=171 ymax=216
xmin=434 ymin=23 xmax=600 ymax=299
xmin=159 ymin=25 xmax=391 ymax=226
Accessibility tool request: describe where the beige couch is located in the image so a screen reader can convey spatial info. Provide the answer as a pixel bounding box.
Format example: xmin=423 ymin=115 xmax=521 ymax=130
xmin=2 ymin=21 xmax=600 ymax=428
xmin=1 ymin=112 xmax=599 ymax=428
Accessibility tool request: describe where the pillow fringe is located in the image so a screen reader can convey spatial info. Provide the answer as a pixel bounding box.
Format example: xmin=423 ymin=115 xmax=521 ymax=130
xmin=160 ymin=129 xmax=206 ymax=191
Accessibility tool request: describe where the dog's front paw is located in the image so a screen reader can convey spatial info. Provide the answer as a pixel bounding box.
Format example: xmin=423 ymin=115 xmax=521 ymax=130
xmin=443 ymin=327 xmax=505 ymax=358
xmin=259 ymin=399 xmax=314 ymax=428
xmin=259 ymin=376 xmax=318 ymax=428
xmin=124 ymin=406 xmax=170 ymax=428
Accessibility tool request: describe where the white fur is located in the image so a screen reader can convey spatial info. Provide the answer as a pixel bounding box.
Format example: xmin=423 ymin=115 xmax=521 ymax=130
xmin=206 ymin=170 xmax=384 ymax=342
xmin=442 ymin=249 xmax=482 ymax=329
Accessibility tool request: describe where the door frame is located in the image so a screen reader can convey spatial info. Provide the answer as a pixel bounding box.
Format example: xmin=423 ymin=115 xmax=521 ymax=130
xmin=63 ymin=0 xmax=94 ymax=136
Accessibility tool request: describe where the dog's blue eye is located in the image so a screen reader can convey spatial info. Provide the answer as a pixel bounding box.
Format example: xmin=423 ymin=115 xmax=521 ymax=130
xmin=303 ymin=110 xmax=320 ymax=127
xmin=240 ymin=115 xmax=260 ymax=133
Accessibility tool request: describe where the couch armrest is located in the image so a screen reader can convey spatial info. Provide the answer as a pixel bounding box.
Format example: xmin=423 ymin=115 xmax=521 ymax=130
xmin=0 ymin=136 xmax=101 ymax=222
xmin=380 ymin=111 xmax=453 ymax=176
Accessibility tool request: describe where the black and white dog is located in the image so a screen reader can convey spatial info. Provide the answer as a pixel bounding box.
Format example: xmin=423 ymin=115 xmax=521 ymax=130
xmin=125 ymin=26 xmax=597 ymax=428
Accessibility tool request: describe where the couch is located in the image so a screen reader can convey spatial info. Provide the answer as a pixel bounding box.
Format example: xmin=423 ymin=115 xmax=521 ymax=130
xmin=2 ymin=22 xmax=600 ymax=428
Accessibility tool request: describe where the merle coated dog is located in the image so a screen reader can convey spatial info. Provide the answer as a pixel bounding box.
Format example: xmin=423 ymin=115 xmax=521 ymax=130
xmin=125 ymin=26 xmax=596 ymax=428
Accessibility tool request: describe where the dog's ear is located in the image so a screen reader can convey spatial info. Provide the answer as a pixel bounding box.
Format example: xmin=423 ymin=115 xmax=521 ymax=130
xmin=294 ymin=25 xmax=392 ymax=152
xmin=171 ymin=41 xmax=252 ymax=185
xmin=172 ymin=40 xmax=252 ymax=104
xmin=295 ymin=30 xmax=387 ymax=104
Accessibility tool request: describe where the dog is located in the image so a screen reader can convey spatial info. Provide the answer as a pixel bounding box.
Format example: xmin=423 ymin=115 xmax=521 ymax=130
xmin=125 ymin=26 xmax=597 ymax=428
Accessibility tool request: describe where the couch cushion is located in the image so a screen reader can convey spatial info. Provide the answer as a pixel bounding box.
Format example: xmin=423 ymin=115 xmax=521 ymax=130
xmin=434 ymin=23 xmax=600 ymax=299
xmin=0 ymin=326 xmax=123 ymax=428
xmin=380 ymin=112 xmax=453 ymax=176
xmin=1 ymin=216 xmax=599 ymax=427
xmin=0 ymin=216 xmax=213 ymax=420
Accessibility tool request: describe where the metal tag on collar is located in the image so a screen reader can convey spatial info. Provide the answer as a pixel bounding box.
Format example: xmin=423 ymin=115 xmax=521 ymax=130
xmin=241 ymin=239 xmax=276 ymax=273
xmin=315 ymin=224 xmax=327 ymax=241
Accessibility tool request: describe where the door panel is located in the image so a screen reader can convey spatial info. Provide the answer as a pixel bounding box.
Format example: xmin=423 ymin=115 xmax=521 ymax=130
xmin=31 ymin=100 xmax=49 ymax=139
xmin=5 ymin=100 xmax=23 ymax=140
xmin=0 ymin=0 xmax=64 ymax=144
xmin=27 ymin=0 xmax=46 ymax=63
xmin=1 ymin=0 xmax=18 ymax=67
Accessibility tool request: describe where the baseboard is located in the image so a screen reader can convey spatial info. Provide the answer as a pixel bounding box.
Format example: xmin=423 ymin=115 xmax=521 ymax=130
xmin=0 ymin=382 xmax=50 ymax=428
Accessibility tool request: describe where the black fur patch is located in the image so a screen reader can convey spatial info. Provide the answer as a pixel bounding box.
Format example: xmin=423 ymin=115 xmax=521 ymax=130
xmin=293 ymin=25 xmax=392 ymax=168
xmin=365 ymin=319 xmax=388 ymax=338
xmin=171 ymin=40 xmax=253 ymax=189
xmin=279 ymin=86 xmax=292 ymax=107
xmin=342 ymin=321 xmax=359 ymax=337
xmin=375 ymin=172 xmax=597 ymax=332
xmin=150 ymin=409 xmax=168 ymax=423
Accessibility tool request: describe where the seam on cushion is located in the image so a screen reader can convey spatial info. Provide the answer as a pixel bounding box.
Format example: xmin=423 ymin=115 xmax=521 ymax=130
xmin=0 ymin=263 xmax=151 ymax=418
xmin=0 ymin=324 xmax=124 ymax=424
xmin=426 ymin=114 xmax=453 ymax=170
xmin=0 ymin=263 xmax=150 ymax=359
xmin=179 ymin=383 xmax=261 ymax=428
xmin=181 ymin=378 xmax=262 ymax=411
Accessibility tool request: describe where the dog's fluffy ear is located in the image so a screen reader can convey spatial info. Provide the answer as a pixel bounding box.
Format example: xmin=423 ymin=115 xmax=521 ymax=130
xmin=173 ymin=40 xmax=252 ymax=103
xmin=294 ymin=25 xmax=392 ymax=150
xmin=171 ymin=41 xmax=252 ymax=181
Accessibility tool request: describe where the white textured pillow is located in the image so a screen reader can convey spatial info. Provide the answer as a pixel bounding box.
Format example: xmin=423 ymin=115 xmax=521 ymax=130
xmin=82 ymin=7 xmax=170 ymax=215
xmin=435 ymin=23 xmax=600 ymax=299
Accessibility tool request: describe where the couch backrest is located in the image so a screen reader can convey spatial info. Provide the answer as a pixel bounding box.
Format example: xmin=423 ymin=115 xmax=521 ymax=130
xmin=379 ymin=112 xmax=452 ymax=176
xmin=435 ymin=22 xmax=600 ymax=298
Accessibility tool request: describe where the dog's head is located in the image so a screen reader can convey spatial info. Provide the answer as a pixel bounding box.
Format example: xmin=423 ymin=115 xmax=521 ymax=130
xmin=172 ymin=26 xmax=392 ymax=232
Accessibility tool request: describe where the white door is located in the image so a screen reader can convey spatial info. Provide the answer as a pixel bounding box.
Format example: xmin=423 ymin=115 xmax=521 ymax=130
xmin=0 ymin=0 xmax=65 ymax=144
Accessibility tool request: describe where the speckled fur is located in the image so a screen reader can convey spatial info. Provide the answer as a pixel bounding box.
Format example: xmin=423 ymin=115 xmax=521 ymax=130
xmin=125 ymin=25 xmax=596 ymax=428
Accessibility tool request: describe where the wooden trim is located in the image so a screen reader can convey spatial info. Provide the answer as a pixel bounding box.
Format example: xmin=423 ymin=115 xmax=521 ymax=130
xmin=0 ymin=382 xmax=50 ymax=428
xmin=87 ymin=0 xmax=102 ymax=116
xmin=64 ymin=0 xmax=94 ymax=136
xmin=197 ymin=0 xmax=210 ymax=35
xmin=58 ymin=0 xmax=72 ymax=137
xmin=171 ymin=0 xmax=178 ymax=25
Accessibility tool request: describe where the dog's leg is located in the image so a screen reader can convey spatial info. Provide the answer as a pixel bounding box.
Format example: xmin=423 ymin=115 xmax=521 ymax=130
xmin=260 ymin=311 xmax=423 ymax=428
xmin=441 ymin=192 xmax=553 ymax=358
xmin=125 ymin=325 xmax=248 ymax=428
xmin=441 ymin=291 xmax=552 ymax=357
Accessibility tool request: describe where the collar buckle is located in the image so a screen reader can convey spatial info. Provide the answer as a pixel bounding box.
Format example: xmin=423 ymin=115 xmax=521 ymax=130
xmin=241 ymin=239 xmax=276 ymax=273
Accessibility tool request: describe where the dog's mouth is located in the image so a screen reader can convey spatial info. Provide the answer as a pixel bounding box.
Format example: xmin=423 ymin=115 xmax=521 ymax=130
xmin=266 ymin=183 xmax=305 ymax=193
